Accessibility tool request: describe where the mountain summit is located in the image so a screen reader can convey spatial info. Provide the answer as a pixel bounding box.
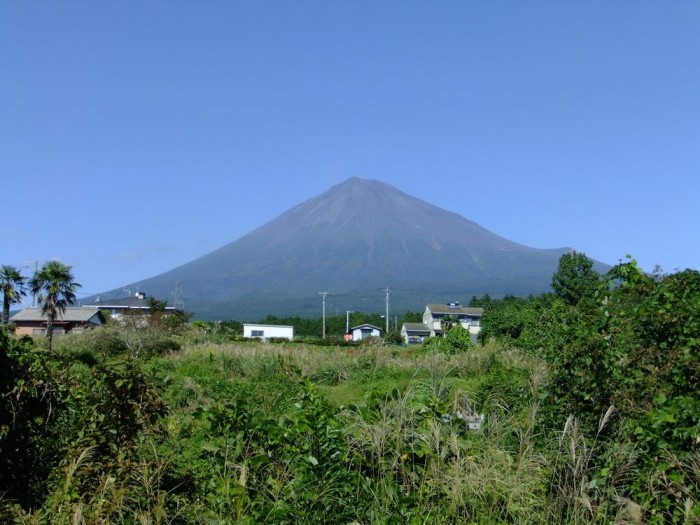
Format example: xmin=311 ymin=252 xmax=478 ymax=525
xmin=107 ymin=178 xmax=572 ymax=319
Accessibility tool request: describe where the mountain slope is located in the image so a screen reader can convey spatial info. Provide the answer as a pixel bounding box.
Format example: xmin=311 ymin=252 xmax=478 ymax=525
xmin=97 ymin=178 xmax=575 ymax=319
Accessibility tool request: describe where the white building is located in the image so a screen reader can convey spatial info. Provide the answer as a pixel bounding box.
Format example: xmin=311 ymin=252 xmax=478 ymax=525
xmin=423 ymin=302 xmax=483 ymax=340
xmin=401 ymin=322 xmax=431 ymax=344
xmin=243 ymin=323 xmax=294 ymax=341
xmin=351 ymin=323 xmax=382 ymax=341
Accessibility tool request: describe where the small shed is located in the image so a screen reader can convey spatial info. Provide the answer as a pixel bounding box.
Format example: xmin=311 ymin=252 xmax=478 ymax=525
xmin=243 ymin=323 xmax=294 ymax=341
xmin=401 ymin=322 xmax=431 ymax=344
xmin=351 ymin=323 xmax=382 ymax=341
xmin=10 ymin=307 xmax=106 ymax=337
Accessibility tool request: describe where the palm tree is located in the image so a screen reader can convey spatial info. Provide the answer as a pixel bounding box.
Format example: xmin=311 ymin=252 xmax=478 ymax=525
xmin=441 ymin=314 xmax=458 ymax=337
xmin=29 ymin=261 xmax=81 ymax=351
xmin=1 ymin=265 xmax=27 ymax=324
xmin=146 ymin=297 xmax=168 ymax=313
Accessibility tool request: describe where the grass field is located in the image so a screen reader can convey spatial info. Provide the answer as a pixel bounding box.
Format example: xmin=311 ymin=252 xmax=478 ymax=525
xmin=2 ymin=324 xmax=697 ymax=524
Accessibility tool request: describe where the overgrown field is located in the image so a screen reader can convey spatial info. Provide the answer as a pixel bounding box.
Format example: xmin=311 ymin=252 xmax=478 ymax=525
xmin=1 ymin=255 xmax=698 ymax=524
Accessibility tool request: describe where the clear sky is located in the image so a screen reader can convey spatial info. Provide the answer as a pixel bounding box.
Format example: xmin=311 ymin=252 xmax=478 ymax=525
xmin=2 ymin=2 xmax=699 ymax=302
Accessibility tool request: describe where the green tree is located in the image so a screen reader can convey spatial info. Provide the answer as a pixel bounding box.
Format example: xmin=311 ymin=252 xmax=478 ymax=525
xmin=0 ymin=265 xmax=27 ymax=324
xmin=441 ymin=314 xmax=458 ymax=336
xmin=479 ymin=296 xmax=535 ymax=344
xmin=551 ymin=251 xmax=602 ymax=306
xmin=469 ymin=293 xmax=492 ymax=307
xmin=444 ymin=324 xmax=473 ymax=352
xmin=0 ymin=326 xmax=61 ymax=506
xmin=146 ymin=297 xmax=168 ymax=312
xmin=29 ymin=261 xmax=81 ymax=352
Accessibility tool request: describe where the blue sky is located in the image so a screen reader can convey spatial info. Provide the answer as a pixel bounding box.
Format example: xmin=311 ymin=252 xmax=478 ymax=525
xmin=2 ymin=2 xmax=699 ymax=302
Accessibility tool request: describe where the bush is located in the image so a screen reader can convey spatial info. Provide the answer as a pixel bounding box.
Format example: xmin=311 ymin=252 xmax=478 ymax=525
xmin=418 ymin=327 xmax=474 ymax=356
xmin=310 ymin=363 xmax=350 ymax=385
xmin=92 ymin=327 xmax=129 ymax=356
xmin=144 ymin=336 xmax=181 ymax=356
xmin=384 ymin=331 xmax=404 ymax=345
xmin=445 ymin=325 xmax=474 ymax=352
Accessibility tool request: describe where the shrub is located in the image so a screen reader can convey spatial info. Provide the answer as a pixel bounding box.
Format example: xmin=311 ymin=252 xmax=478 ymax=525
xmin=144 ymin=336 xmax=181 ymax=356
xmin=384 ymin=331 xmax=404 ymax=345
xmin=91 ymin=327 xmax=129 ymax=356
xmin=310 ymin=363 xmax=350 ymax=385
xmin=445 ymin=325 xmax=474 ymax=353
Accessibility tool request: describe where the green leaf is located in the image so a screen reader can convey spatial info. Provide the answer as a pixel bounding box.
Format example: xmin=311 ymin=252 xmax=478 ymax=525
xmin=653 ymin=393 xmax=667 ymax=405
xmin=201 ymin=442 xmax=220 ymax=453
xmin=250 ymin=454 xmax=270 ymax=467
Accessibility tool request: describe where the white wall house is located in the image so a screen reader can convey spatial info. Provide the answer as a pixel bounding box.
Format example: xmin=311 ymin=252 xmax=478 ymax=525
xmin=351 ymin=323 xmax=382 ymax=341
xmin=422 ymin=302 xmax=484 ymax=341
xmin=401 ymin=322 xmax=431 ymax=344
xmin=243 ymin=323 xmax=294 ymax=341
xmin=89 ymin=292 xmax=177 ymax=320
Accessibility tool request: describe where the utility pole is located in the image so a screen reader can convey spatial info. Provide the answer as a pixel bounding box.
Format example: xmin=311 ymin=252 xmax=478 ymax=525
xmin=24 ymin=259 xmax=38 ymax=306
xmin=345 ymin=310 xmax=354 ymax=333
xmin=319 ymin=291 xmax=329 ymax=339
xmin=384 ymin=286 xmax=390 ymax=333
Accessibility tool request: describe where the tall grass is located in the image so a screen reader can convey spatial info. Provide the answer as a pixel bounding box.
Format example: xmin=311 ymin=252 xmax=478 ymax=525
xmin=5 ymin=335 xmax=680 ymax=524
xmin=336 ymin=346 xmax=550 ymax=524
xmin=6 ymin=441 xmax=177 ymax=525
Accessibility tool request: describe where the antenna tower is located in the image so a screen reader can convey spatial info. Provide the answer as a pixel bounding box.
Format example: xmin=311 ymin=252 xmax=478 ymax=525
xmin=172 ymin=281 xmax=185 ymax=310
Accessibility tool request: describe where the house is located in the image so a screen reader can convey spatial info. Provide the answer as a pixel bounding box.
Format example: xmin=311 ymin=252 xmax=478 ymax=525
xmin=350 ymin=323 xmax=382 ymax=341
xmin=399 ymin=302 xmax=484 ymax=345
xmin=423 ymin=302 xmax=483 ymax=340
xmin=89 ymin=292 xmax=176 ymax=320
xmin=401 ymin=322 xmax=431 ymax=344
xmin=243 ymin=323 xmax=294 ymax=341
xmin=10 ymin=307 xmax=106 ymax=337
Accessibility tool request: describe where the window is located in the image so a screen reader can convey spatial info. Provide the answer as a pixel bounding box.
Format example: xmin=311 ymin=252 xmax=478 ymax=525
xmin=251 ymin=330 xmax=264 ymax=338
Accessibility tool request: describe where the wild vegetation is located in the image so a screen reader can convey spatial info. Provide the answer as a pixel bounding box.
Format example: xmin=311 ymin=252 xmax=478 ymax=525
xmin=0 ymin=254 xmax=698 ymax=523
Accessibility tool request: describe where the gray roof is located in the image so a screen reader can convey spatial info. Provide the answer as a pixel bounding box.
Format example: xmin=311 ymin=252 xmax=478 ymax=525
xmin=90 ymin=295 xmax=174 ymax=310
xmin=11 ymin=307 xmax=105 ymax=323
xmin=91 ymin=296 xmax=148 ymax=307
xmin=425 ymin=303 xmax=484 ymax=316
xmin=402 ymin=323 xmax=431 ymax=333
xmin=351 ymin=324 xmax=382 ymax=331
